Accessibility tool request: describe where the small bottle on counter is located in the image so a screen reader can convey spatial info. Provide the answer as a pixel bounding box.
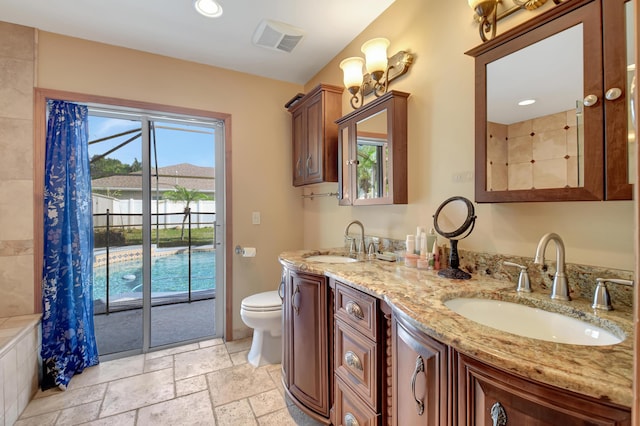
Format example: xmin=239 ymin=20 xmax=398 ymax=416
xmin=406 ymin=235 xmax=415 ymax=255
xmin=432 ymin=241 xmax=440 ymax=270
xmin=426 ymin=228 xmax=436 ymax=254
xmin=415 ymin=227 xmax=423 ymax=255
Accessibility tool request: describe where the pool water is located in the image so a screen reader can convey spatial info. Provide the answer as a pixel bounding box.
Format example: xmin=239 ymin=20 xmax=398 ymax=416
xmin=93 ymin=250 xmax=215 ymax=301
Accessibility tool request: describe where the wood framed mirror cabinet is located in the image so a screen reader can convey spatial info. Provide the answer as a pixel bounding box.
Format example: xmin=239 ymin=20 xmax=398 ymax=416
xmin=336 ymin=90 xmax=410 ymax=206
xmin=466 ymin=0 xmax=635 ymax=203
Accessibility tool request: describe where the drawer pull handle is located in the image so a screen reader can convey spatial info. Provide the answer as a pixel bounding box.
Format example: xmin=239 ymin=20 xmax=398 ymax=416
xmin=344 ymin=412 xmax=359 ymax=426
xmin=411 ymin=355 xmax=425 ymax=416
xmin=345 ymin=301 xmax=364 ymax=320
xmin=344 ymin=351 xmax=363 ymax=371
xmin=278 ymin=271 xmax=285 ymax=302
xmin=292 ymin=284 xmax=300 ymax=315
xmin=491 ymin=402 xmax=507 ymax=426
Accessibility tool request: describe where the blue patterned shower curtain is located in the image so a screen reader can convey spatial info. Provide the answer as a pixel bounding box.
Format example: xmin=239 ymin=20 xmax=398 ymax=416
xmin=41 ymin=100 xmax=99 ymax=390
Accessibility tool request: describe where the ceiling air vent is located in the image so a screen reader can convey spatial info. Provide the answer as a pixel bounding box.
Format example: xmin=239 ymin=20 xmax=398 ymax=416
xmin=252 ymin=19 xmax=304 ymax=53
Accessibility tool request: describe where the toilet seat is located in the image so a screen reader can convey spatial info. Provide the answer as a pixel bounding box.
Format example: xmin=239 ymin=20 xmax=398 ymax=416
xmin=241 ymin=290 xmax=281 ymax=312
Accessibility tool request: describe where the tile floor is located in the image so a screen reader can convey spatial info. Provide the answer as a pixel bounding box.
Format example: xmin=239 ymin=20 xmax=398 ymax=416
xmin=14 ymin=338 xmax=322 ymax=425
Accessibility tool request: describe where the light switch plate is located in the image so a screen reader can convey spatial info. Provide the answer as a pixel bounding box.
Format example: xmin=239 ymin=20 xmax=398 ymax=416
xmin=252 ymin=211 xmax=261 ymax=225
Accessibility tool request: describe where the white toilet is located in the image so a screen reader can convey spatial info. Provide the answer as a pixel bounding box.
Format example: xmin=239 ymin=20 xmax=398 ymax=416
xmin=240 ymin=290 xmax=283 ymax=367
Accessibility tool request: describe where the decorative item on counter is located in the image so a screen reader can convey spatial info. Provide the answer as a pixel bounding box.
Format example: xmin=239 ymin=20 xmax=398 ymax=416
xmin=432 ymin=196 xmax=477 ymax=280
xmin=375 ymin=252 xmax=397 ymax=262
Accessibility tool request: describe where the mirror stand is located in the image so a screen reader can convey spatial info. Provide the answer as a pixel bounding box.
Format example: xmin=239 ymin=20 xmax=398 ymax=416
xmin=438 ymin=239 xmax=471 ymax=280
xmin=433 ymin=196 xmax=476 ymax=280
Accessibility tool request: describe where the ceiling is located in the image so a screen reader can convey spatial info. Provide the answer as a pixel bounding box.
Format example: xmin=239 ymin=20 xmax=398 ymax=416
xmin=0 ymin=0 xmax=396 ymax=85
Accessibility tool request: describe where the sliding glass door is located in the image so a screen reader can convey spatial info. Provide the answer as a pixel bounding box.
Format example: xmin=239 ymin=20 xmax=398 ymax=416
xmin=88 ymin=107 xmax=225 ymax=357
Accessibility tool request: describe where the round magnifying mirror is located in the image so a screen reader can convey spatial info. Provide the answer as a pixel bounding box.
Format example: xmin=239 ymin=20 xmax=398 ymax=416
xmin=433 ymin=196 xmax=476 ymax=279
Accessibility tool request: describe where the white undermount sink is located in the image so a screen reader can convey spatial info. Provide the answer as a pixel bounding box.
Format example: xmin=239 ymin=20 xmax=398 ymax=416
xmin=444 ymin=298 xmax=623 ymax=346
xmin=304 ymin=255 xmax=358 ymax=263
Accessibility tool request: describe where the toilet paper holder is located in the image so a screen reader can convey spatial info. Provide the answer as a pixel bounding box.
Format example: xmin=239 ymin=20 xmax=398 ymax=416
xmin=235 ymin=245 xmax=257 ymax=257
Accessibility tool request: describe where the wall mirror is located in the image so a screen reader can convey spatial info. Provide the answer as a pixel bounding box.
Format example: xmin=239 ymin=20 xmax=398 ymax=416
xmin=337 ymin=90 xmax=409 ymax=206
xmin=466 ymin=0 xmax=634 ymax=202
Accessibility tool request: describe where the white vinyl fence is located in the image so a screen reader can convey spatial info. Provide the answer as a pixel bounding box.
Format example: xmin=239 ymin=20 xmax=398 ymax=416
xmin=93 ymin=194 xmax=215 ymax=229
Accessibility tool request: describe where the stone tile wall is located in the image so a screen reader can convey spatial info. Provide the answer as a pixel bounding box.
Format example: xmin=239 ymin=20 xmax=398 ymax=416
xmin=487 ymin=109 xmax=582 ymax=191
xmin=0 ymin=22 xmax=36 ymax=316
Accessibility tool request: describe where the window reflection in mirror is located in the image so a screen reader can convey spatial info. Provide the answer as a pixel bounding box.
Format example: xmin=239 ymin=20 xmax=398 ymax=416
xmin=626 ymin=0 xmax=636 ymax=184
xmin=485 ymin=24 xmax=584 ymax=192
xmin=355 ymin=109 xmax=388 ymax=199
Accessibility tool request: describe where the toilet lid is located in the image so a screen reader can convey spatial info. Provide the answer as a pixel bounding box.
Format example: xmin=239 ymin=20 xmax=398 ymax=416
xmin=241 ymin=290 xmax=281 ymax=311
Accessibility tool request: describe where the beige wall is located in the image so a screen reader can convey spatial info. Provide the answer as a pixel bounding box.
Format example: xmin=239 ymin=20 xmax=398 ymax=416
xmin=303 ymin=0 xmax=634 ymax=271
xmin=0 ymin=22 xmax=35 ymax=316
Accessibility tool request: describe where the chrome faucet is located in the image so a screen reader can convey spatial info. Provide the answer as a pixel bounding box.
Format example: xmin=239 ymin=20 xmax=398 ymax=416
xmin=534 ymin=233 xmax=570 ymax=301
xmin=344 ymin=220 xmax=365 ymax=255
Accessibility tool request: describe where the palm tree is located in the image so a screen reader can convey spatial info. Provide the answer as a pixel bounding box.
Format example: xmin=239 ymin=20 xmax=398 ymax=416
xmin=163 ymin=185 xmax=212 ymax=241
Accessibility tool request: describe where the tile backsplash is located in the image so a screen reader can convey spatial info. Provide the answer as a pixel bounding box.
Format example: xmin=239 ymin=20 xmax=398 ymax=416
xmin=360 ymin=235 xmax=634 ymax=309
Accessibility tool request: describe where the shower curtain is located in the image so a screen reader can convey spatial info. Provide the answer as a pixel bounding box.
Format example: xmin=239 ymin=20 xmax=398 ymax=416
xmin=41 ymin=100 xmax=99 ymax=390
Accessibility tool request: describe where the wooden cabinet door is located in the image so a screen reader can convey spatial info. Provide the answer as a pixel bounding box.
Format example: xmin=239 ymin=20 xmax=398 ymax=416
xmin=392 ymin=312 xmax=448 ymax=426
xmin=457 ymin=352 xmax=631 ymax=426
xmin=291 ymin=108 xmax=305 ymax=186
xmin=304 ymin=92 xmax=323 ymax=184
xmin=286 ymin=270 xmax=330 ymax=417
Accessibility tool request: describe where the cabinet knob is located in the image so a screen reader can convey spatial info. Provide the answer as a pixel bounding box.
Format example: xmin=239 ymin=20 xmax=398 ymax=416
xmin=490 ymin=402 xmax=507 ymax=426
xmin=345 ymin=301 xmax=364 ymax=320
xmin=605 ymin=87 xmax=623 ymax=101
xmin=583 ymin=94 xmax=598 ymax=107
xmin=344 ymin=412 xmax=359 ymax=426
xmin=411 ymin=355 xmax=425 ymax=416
xmin=344 ymin=350 xmax=363 ymax=371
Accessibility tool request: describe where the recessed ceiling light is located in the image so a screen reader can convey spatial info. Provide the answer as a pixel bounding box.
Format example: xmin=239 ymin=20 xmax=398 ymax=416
xmin=193 ymin=0 xmax=223 ymax=18
xmin=518 ymin=99 xmax=536 ymax=106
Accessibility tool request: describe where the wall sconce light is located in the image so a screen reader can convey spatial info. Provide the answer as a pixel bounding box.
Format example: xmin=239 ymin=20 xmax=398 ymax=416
xmin=469 ymin=0 xmax=564 ymax=42
xmin=339 ymin=38 xmax=414 ymax=109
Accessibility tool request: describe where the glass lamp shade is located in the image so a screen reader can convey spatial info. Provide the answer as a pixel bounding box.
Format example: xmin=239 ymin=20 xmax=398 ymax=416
xmin=340 ymin=57 xmax=365 ymax=93
xmin=194 ymin=0 xmax=223 ymax=17
xmin=361 ymin=38 xmax=390 ymax=76
xmin=468 ymin=0 xmax=497 ymax=15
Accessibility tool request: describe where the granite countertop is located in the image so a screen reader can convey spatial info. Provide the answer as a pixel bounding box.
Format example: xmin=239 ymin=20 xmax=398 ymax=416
xmin=279 ymin=248 xmax=634 ymax=408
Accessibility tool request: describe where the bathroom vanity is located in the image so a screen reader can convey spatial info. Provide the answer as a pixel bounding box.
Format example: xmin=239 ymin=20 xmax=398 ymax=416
xmin=279 ymin=251 xmax=633 ymax=425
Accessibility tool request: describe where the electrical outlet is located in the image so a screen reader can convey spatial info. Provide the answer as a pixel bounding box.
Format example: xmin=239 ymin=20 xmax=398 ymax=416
xmin=252 ymin=211 xmax=261 ymax=225
xmin=452 ymin=171 xmax=474 ymax=183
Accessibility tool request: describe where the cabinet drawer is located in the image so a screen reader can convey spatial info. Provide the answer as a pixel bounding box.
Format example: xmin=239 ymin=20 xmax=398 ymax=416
xmin=334 ymin=375 xmax=379 ymax=426
xmin=335 ymin=281 xmax=378 ymax=341
xmin=335 ymin=319 xmax=379 ymax=410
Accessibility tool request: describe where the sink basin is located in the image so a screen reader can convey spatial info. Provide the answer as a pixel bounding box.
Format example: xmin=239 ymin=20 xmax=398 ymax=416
xmin=304 ymin=255 xmax=358 ymax=263
xmin=444 ymin=298 xmax=623 ymax=346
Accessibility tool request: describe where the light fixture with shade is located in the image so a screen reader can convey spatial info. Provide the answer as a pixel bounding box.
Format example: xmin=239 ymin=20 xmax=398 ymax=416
xmin=339 ymin=38 xmax=414 ymax=109
xmin=469 ymin=0 xmax=565 ymax=42
xmin=193 ymin=0 xmax=223 ymax=18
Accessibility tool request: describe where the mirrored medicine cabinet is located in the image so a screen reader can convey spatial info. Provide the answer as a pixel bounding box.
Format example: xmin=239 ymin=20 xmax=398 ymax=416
xmin=465 ymin=0 xmax=635 ymax=203
xmin=336 ymin=90 xmax=410 ymax=206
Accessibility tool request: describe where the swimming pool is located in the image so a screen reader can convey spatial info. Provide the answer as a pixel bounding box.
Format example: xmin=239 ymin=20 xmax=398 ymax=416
xmin=93 ymin=250 xmax=216 ymax=301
